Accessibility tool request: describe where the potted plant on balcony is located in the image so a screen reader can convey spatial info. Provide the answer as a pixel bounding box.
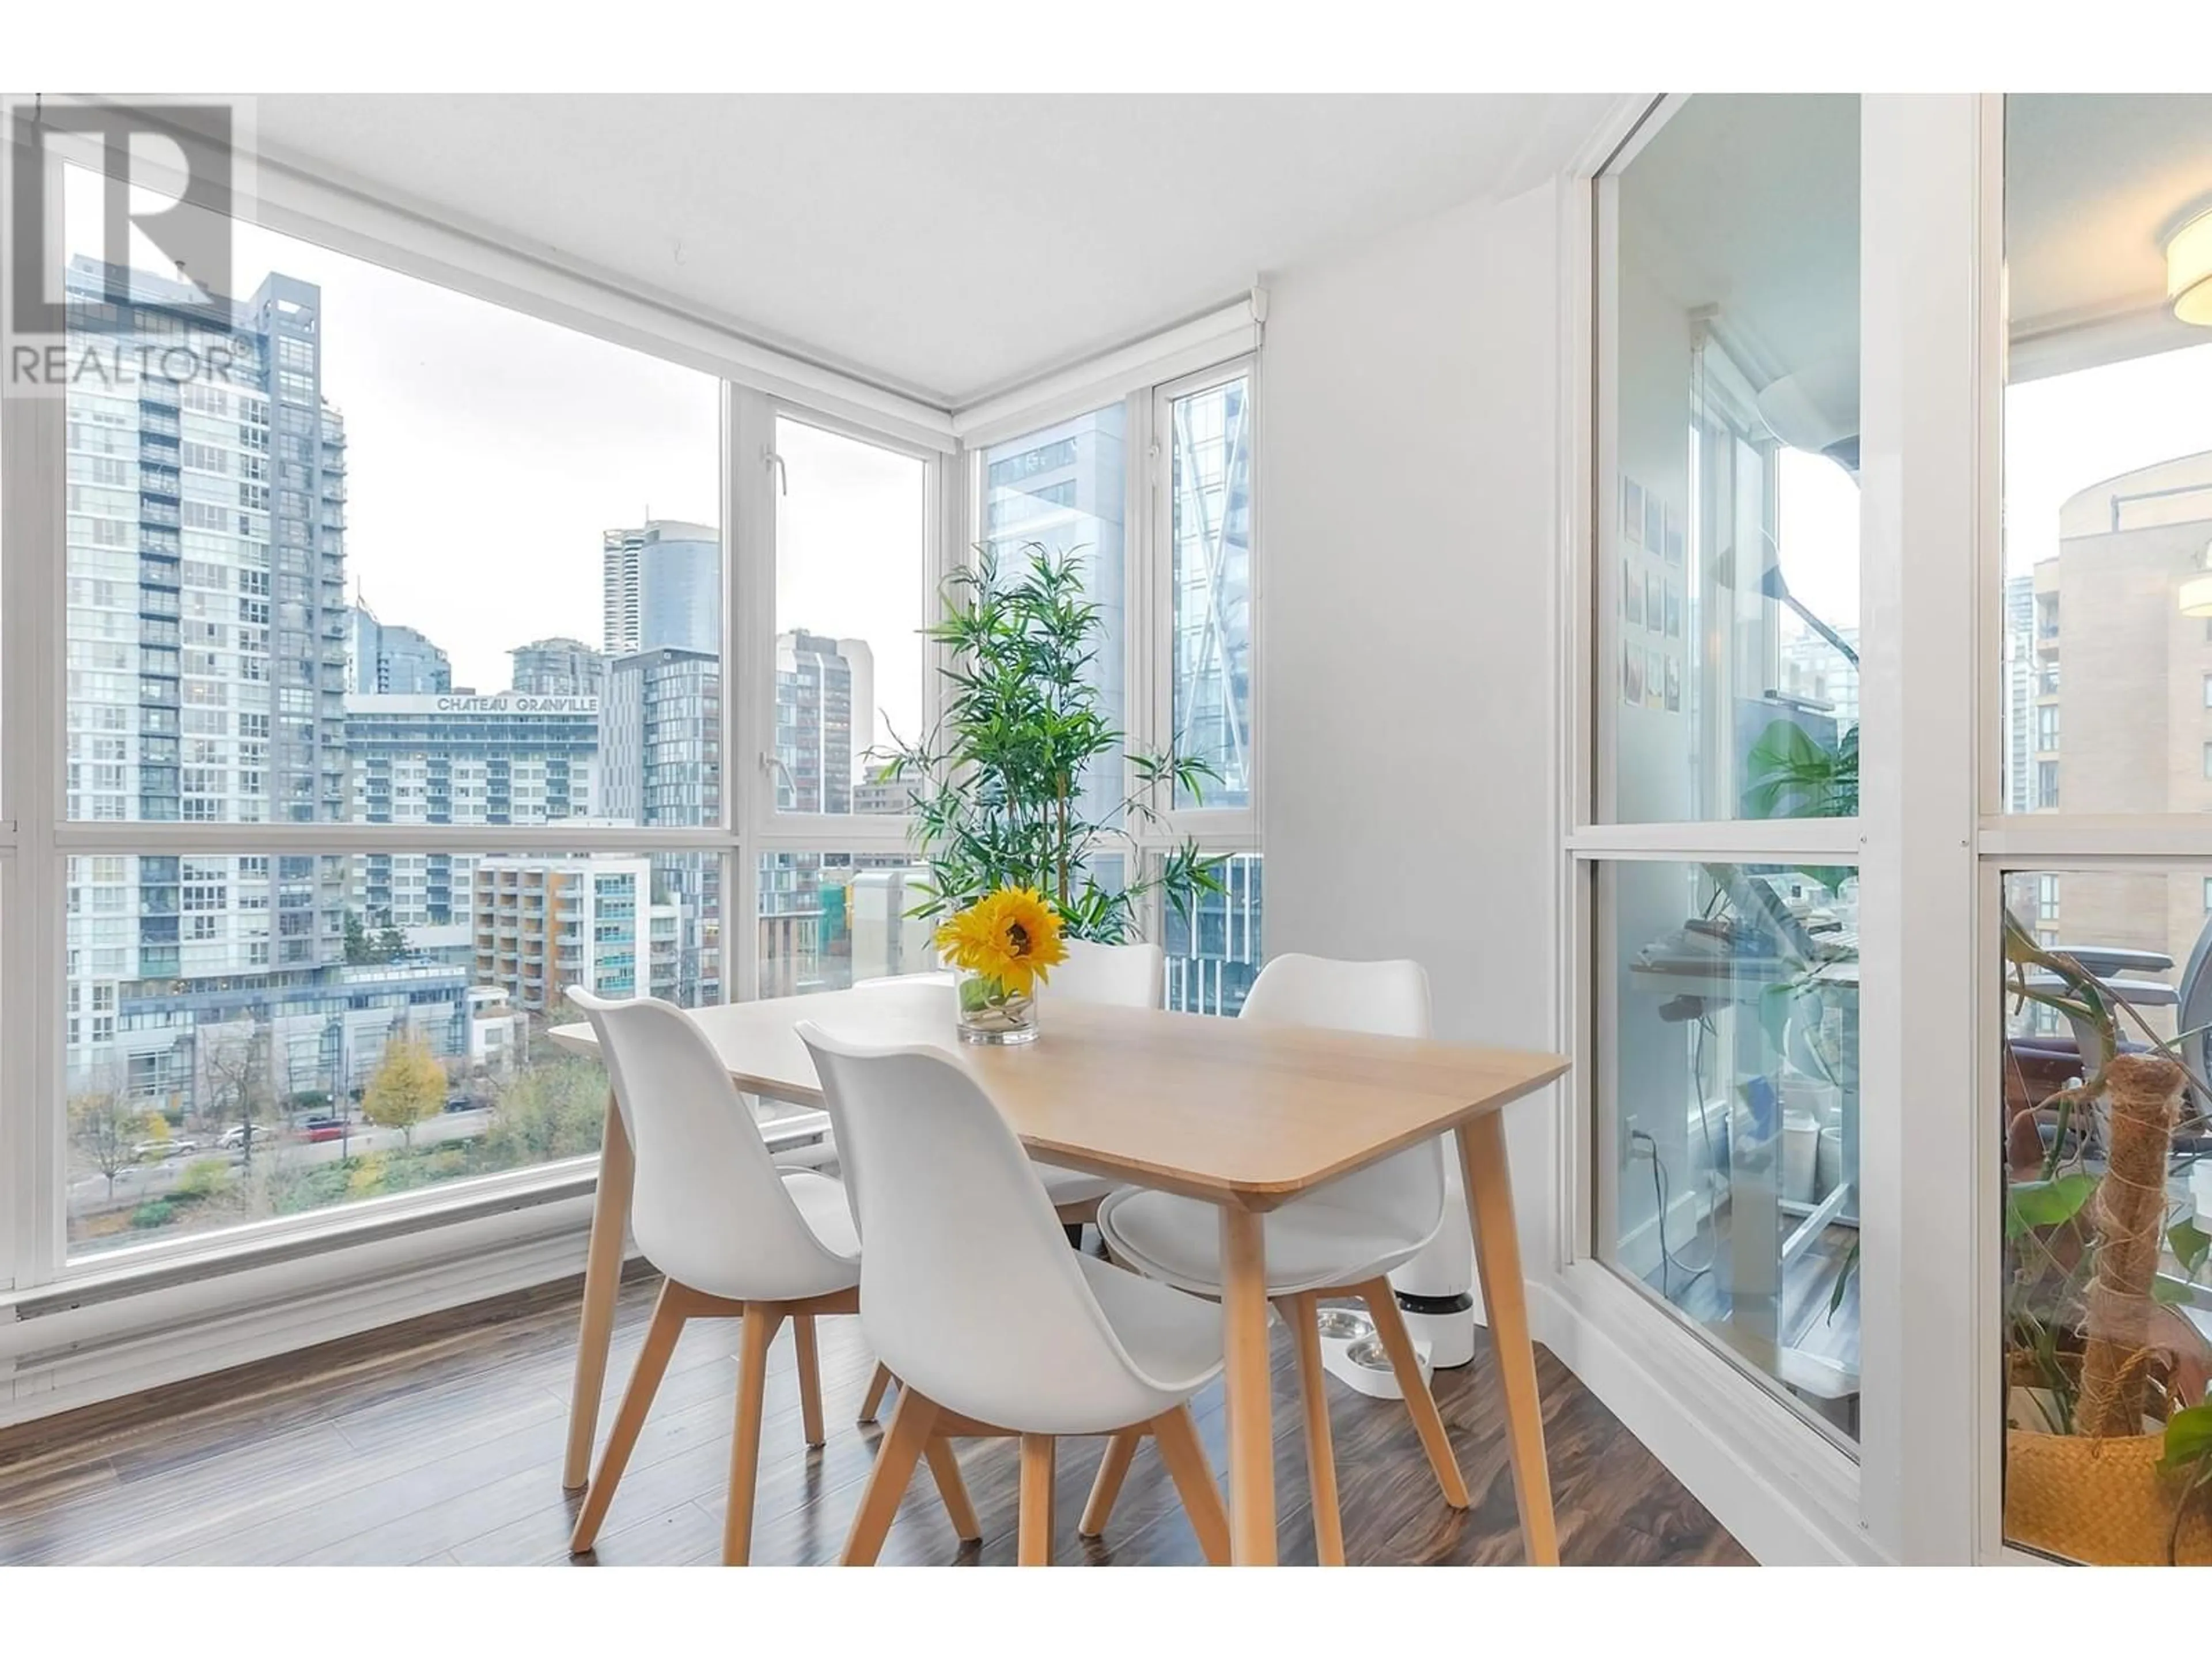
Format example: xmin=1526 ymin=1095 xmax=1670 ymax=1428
xmin=2000 ymin=917 xmax=2212 ymax=1564
xmin=879 ymin=543 xmax=1225 ymax=945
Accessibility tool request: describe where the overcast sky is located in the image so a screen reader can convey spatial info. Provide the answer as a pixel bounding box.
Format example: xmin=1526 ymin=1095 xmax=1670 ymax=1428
xmin=65 ymin=164 xmax=929 ymax=747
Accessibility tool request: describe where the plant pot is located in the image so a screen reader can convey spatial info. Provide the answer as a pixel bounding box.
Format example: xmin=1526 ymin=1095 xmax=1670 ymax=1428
xmin=2005 ymin=1426 xmax=2212 ymax=1565
xmin=954 ymin=967 xmax=1037 ymax=1046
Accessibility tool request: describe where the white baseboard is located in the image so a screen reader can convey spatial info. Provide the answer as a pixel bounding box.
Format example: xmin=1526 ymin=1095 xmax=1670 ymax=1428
xmin=1532 ymin=1260 xmax=1885 ymax=1566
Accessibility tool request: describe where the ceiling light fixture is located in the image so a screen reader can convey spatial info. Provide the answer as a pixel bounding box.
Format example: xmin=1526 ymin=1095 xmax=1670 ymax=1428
xmin=2169 ymin=210 xmax=2212 ymax=325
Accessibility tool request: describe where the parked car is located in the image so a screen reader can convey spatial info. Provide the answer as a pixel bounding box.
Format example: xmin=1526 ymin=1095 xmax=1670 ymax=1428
xmin=130 ymin=1137 xmax=197 ymax=1162
xmin=218 ymin=1123 xmax=270 ymax=1150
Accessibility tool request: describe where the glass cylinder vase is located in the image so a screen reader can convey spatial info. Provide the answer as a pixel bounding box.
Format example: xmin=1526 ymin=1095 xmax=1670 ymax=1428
xmin=954 ymin=967 xmax=1037 ymax=1045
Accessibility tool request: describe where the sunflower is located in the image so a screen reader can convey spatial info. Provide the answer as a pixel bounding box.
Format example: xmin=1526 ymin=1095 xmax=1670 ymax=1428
xmin=933 ymin=885 xmax=1069 ymax=997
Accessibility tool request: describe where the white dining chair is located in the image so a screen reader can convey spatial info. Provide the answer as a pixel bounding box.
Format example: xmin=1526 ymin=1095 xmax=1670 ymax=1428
xmin=1090 ymin=953 xmax=1469 ymax=1565
xmin=1030 ymin=938 xmax=1165 ymax=1229
xmin=798 ymin=1020 xmax=1232 ymax=1566
xmin=563 ymin=988 xmax=978 ymax=1566
xmin=848 ymin=944 xmax=1164 ymax=1429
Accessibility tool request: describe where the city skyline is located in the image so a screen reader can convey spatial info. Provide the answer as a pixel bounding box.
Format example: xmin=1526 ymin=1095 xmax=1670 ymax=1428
xmin=60 ymin=169 xmax=928 ymax=713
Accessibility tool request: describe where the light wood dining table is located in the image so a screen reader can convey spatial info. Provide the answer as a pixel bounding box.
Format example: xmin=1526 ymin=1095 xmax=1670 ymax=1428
xmin=547 ymin=979 xmax=1570 ymax=1565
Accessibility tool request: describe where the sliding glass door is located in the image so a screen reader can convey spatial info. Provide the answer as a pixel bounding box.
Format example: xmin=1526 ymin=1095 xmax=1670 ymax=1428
xmin=1592 ymin=94 xmax=1866 ymax=1445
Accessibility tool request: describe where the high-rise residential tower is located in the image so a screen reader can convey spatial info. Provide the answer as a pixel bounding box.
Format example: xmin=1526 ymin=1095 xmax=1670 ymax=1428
xmin=600 ymin=520 xmax=719 ymax=657
xmin=510 ymin=637 xmax=605 ymax=698
xmin=601 ymin=646 xmax=722 ymax=1004
xmin=774 ymin=630 xmax=860 ymax=813
xmin=344 ymin=687 xmax=601 ymax=949
xmin=347 ymin=600 xmax=453 ymax=694
xmin=64 ymin=256 xmax=373 ymax=1103
xmin=2003 ymin=572 xmax=2035 ymax=817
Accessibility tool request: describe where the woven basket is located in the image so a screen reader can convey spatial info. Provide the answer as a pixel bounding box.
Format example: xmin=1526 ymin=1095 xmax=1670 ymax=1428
xmin=2006 ymin=1427 xmax=2212 ymax=1565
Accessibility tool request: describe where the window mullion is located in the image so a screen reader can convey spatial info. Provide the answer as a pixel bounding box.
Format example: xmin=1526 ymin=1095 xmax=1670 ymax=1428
xmin=3 ymin=207 xmax=69 ymax=1285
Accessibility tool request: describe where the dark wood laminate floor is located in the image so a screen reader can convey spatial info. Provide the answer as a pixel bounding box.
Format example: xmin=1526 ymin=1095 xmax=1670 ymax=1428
xmin=0 ymin=1268 xmax=1753 ymax=1566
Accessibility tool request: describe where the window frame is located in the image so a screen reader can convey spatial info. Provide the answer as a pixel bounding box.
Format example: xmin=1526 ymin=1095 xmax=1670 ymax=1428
xmin=949 ymin=355 xmax=1263 ymax=958
xmin=1149 ymin=357 xmax=1261 ymax=843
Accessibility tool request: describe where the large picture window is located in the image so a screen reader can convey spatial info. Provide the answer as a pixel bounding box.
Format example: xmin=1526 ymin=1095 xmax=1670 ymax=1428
xmin=30 ymin=161 xmax=736 ymax=1270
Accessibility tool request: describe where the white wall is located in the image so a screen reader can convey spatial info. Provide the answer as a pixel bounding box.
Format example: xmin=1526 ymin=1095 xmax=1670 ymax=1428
xmin=1257 ymin=181 xmax=1565 ymax=1255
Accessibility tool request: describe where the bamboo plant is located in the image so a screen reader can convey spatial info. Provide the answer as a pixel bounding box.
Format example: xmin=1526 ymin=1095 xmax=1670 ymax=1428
xmin=879 ymin=543 xmax=1226 ymax=942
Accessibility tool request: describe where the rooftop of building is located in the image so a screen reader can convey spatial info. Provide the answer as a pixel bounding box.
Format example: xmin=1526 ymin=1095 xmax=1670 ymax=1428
xmin=2058 ymin=448 xmax=2212 ymax=539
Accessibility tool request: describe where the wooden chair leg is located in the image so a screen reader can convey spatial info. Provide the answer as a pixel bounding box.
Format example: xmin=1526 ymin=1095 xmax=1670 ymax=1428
xmin=923 ymin=1437 xmax=982 ymax=1543
xmin=722 ymin=1304 xmax=785 ymax=1565
xmin=1079 ymin=1427 xmax=1141 ymax=1537
xmin=1355 ymin=1278 xmax=1470 ymax=1509
xmin=1149 ymin=1405 xmax=1230 ymax=1567
xmin=793 ymin=1313 xmax=825 ymax=1448
xmin=858 ymin=1361 xmax=894 ymax=1425
xmin=1018 ymin=1434 xmax=1057 ymax=1566
xmin=569 ymin=1280 xmax=688 ymax=1554
xmin=1279 ymin=1292 xmax=1346 ymax=1565
xmin=840 ymin=1388 xmax=939 ymax=1566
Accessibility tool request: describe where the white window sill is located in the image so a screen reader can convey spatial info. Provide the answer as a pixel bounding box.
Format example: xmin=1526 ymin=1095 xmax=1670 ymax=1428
xmin=2 ymin=1108 xmax=832 ymax=1425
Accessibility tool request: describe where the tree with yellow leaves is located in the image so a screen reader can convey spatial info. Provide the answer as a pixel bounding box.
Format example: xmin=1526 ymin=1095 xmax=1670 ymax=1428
xmin=362 ymin=1031 xmax=445 ymax=1150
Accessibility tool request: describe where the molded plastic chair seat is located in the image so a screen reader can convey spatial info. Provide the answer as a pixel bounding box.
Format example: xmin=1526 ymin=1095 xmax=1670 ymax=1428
xmin=1098 ymin=1188 xmax=1427 ymax=1298
xmin=1037 ymin=1164 xmax=1116 ymax=1210
xmin=1071 ymin=1253 xmax=1224 ymax=1399
xmin=799 ymin=1020 xmax=1232 ymax=1566
xmin=778 ymin=1169 xmax=862 ymax=1271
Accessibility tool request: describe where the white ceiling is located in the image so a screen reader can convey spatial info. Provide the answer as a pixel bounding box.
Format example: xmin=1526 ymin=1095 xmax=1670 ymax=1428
xmin=1618 ymin=94 xmax=1860 ymax=393
xmin=253 ymin=94 xmax=1624 ymax=408
xmin=2008 ymin=94 xmax=2212 ymax=336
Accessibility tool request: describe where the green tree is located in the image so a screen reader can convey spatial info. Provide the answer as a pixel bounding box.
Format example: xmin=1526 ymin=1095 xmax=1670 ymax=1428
xmin=362 ymin=1031 xmax=444 ymax=1149
xmin=69 ymin=1079 xmax=145 ymax=1201
xmin=176 ymin=1157 xmax=232 ymax=1200
xmin=344 ymin=909 xmax=408 ymax=965
xmin=200 ymin=1023 xmax=271 ymax=1170
xmin=483 ymin=1054 xmax=605 ymax=1169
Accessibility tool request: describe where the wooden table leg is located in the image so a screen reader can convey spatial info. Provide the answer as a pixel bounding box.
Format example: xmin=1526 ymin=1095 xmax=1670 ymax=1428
xmin=1458 ymin=1113 xmax=1559 ymax=1565
xmin=1219 ymin=1205 xmax=1277 ymax=1565
xmin=562 ymin=1089 xmax=635 ymax=1491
